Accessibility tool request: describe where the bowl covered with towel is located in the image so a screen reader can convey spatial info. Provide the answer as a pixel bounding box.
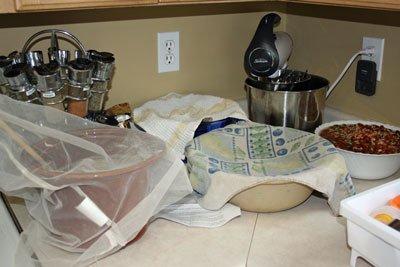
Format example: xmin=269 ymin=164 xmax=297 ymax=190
xmin=185 ymin=122 xmax=356 ymax=215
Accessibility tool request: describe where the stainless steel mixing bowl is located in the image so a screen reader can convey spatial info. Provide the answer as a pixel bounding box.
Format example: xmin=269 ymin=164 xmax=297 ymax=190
xmin=245 ymin=73 xmax=329 ymax=132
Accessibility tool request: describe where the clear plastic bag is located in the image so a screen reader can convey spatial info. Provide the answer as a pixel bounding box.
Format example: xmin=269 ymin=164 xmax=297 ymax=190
xmin=0 ymin=95 xmax=192 ymax=266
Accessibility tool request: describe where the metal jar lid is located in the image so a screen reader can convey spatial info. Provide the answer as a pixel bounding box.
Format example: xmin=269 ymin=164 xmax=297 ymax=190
xmin=49 ymin=49 xmax=70 ymax=67
xmin=24 ymin=51 xmax=44 ymax=68
xmin=89 ymin=50 xmax=115 ymax=81
xmin=67 ymin=58 xmax=94 ymax=86
xmin=3 ymin=63 xmax=31 ymax=87
xmin=34 ymin=61 xmax=63 ymax=91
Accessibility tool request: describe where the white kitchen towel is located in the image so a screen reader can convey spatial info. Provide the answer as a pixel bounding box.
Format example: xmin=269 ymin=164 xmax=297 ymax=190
xmin=185 ymin=122 xmax=356 ymax=215
xmin=133 ymin=93 xmax=249 ymax=159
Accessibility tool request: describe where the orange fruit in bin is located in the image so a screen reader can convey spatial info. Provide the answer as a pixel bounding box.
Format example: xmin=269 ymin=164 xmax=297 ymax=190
xmin=374 ymin=213 xmax=394 ymax=224
xmin=389 ymin=195 xmax=400 ymax=209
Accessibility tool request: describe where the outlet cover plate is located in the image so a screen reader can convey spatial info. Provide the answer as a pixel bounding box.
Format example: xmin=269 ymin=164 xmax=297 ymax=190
xmin=158 ymin=32 xmax=179 ymax=73
xmin=362 ymin=37 xmax=384 ymax=81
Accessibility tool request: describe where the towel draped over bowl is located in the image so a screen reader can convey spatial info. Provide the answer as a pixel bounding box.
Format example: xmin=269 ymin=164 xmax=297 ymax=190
xmin=185 ymin=123 xmax=356 ymax=215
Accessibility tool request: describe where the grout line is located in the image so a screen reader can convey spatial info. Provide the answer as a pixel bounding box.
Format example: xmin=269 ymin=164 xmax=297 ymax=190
xmin=245 ymin=213 xmax=259 ymax=266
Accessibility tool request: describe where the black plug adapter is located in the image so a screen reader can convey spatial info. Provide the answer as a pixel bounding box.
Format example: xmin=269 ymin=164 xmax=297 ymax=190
xmin=355 ymin=60 xmax=377 ymax=96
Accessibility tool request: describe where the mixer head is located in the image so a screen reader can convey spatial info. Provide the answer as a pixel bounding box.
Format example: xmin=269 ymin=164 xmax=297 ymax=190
xmin=244 ymin=13 xmax=293 ymax=79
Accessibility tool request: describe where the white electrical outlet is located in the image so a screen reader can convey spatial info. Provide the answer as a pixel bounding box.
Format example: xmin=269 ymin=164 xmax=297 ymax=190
xmin=362 ymin=37 xmax=384 ymax=81
xmin=158 ymin=32 xmax=179 ymax=73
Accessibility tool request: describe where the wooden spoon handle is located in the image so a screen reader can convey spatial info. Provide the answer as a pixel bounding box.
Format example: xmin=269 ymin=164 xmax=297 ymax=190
xmin=0 ymin=119 xmax=47 ymax=166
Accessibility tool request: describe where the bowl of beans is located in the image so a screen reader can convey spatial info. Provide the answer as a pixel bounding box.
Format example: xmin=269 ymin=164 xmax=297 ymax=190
xmin=315 ymin=120 xmax=400 ymax=180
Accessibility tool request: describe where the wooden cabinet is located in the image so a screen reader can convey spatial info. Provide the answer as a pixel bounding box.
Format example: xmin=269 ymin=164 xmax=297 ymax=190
xmin=158 ymin=0 xmax=247 ymax=3
xmin=160 ymin=0 xmax=400 ymax=9
xmin=0 ymin=0 xmax=16 ymax=13
xmin=1 ymin=0 xmax=399 ymax=13
xmin=14 ymin=0 xmax=156 ymax=11
xmin=285 ymin=0 xmax=400 ymax=11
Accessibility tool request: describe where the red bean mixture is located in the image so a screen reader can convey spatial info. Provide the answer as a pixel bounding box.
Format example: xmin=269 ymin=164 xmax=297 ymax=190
xmin=320 ymin=123 xmax=400 ymax=154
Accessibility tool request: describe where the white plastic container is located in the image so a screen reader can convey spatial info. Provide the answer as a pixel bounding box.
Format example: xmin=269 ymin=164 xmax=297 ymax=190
xmin=340 ymin=178 xmax=400 ymax=267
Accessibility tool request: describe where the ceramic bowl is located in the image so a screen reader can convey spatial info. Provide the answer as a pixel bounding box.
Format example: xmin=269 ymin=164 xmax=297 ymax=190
xmin=186 ymin=123 xmax=350 ymax=213
xmin=229 ymin=180 xmax=313 ymax=213
xmin=315 ymin=120 xmax=400 ymax=180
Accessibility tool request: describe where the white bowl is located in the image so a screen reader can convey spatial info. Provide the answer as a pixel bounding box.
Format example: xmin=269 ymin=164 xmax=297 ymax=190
xmin=315 ymin=120 xmax=400 ymax=180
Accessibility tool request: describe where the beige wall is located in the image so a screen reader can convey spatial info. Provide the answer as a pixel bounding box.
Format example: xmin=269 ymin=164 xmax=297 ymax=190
xmin=0 ymin=3 xmax=286 ymax=109
xmin=286 ymin=4 xmax=400 ymax=126
xmin=0 ymin=3 xmax=399 ymax=126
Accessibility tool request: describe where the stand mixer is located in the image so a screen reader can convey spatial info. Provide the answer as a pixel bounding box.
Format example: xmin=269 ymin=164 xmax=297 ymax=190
xmin=243 ymin=13 xmax=329 ymax=132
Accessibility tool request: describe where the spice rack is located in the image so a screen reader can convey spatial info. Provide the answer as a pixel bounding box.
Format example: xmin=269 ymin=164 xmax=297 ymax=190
xmin=0 ymin=29 xmax=115 ymax=117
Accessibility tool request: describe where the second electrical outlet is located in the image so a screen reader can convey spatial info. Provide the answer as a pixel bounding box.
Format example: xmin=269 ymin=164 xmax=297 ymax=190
xmin=158 ymin=32 xmax=179 ymax=73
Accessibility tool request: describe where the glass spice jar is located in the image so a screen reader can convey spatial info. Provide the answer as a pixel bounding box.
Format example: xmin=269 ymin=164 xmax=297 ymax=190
xmin=88 ymin=90 xmax=107 ymax=112
xmin=34 ymin=61 xmax=65 ymax=110
xmin=67 ymin=98 xmax=88 ymax=117
xmin=88 ymin=79 xmax=108 ymax=112
xmin=68 ymin=83 xmax=91 ymax=100
xmin=39 ymin=86 xmax=66 ymax=111
xmin=7 ymin=84 xmax=40 ymax=103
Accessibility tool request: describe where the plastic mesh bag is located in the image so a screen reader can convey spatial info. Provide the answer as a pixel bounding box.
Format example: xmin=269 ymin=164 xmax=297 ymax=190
xmin=0 ymin=95 xmax=192 ymax=266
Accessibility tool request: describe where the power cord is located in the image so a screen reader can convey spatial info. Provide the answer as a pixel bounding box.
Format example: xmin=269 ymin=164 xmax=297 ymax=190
xmin=326 ymin=47 xmax=376 ymax=98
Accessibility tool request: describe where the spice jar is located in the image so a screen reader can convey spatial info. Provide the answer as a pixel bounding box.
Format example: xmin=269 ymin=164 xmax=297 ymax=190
xmin=68 ymin=83 xmax=91 ymax=100
xmin=39 ymin=87 xmax=65 ymax=111
xmin=50 ymin=49 xmax=70 ymax=81
xmin=24 ymin=51 xmax=44 ymax=68
xmin=66 ymin=85 xmax=90 ymax=117
xmin=6 ymin=84 xmax=40 ymax=103
xmin=66 ymin=58 xmax=94 ymax=117
xmin=67 ymin=99 xmax=88 ymax=117
xmin=34 ymin=61 xmax=65 ymax=111
xmin=89 ymin=50 xmax=115 ymax=81
xmin=88 ymin=90 xmax=107 ymax=112
xmin=67 ymin=58 xmax=94 ymax=86
xmin=87 ymin=51 xmax=114 ymax=113
xmin=3 ymin=63 xmax=30 ymax=87
xmin=88 ymin=79 xmax=108 ymax=112
xmin=4 ymin=63 xmax=40 ymax=103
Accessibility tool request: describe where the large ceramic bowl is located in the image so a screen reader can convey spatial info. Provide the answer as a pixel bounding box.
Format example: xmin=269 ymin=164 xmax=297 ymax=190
xmin=315 ymin=120 xmax=400 ymax=180
xmin=229 ymin=180 xmax=313 ymax=212
xmin=186 ymin=123 xmax=350 ymax=213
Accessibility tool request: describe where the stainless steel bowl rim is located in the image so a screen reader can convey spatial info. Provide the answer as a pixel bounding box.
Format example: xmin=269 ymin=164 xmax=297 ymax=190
xmin=245 ymin=74 xmax=329 ymax=93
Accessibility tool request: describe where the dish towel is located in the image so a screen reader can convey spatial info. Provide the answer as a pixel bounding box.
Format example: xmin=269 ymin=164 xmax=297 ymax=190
xmin=185 ymin=122 xmax=356 ymax=215
xmin=133 ymin=93 xmax=249 ymax=159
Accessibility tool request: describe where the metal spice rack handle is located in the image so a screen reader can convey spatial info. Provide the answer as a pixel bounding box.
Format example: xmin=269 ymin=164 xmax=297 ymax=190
xmin=21 ymin=29 xmax=87 ymax=57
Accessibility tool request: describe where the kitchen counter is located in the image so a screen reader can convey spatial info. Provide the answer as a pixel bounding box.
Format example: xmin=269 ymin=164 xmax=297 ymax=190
xmin=2 ymin=106 xmax=398 ymax=266
xmin=6 ymin=173 xmax=399 ymax=267
xmin=95 ymin=174 xmax=398 ymax=267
